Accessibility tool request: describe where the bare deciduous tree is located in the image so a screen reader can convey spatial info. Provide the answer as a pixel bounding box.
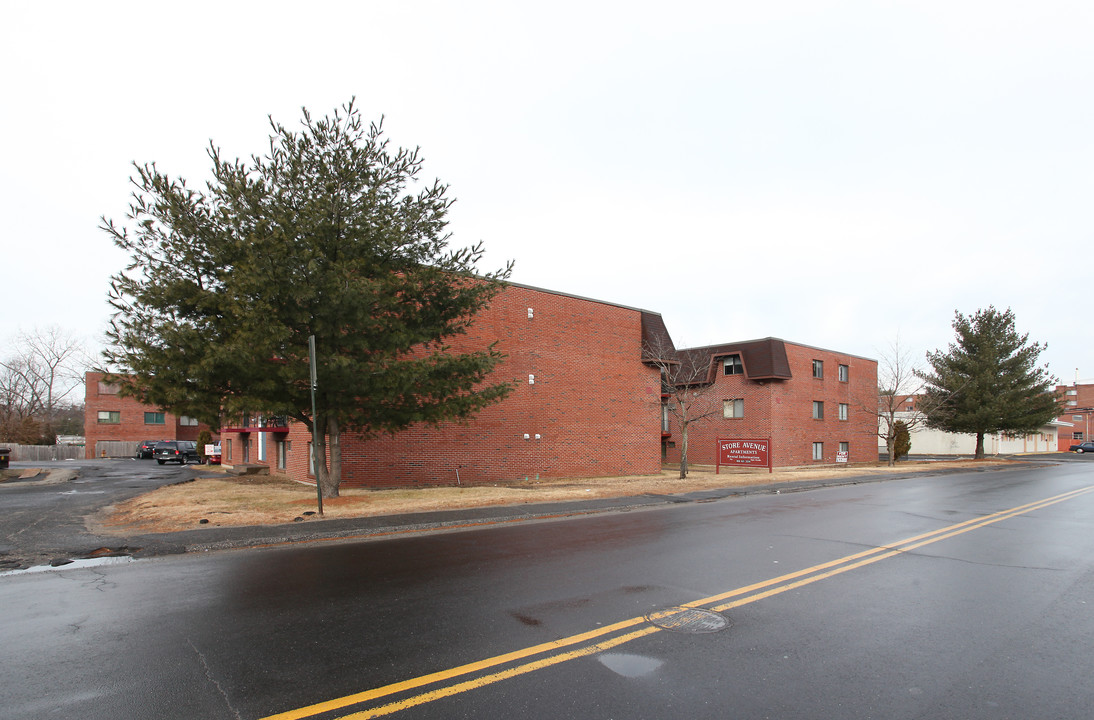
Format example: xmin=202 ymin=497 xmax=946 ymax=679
xmin=0 ymin=327 xmax=90 ymax=443
xmin=643 ymin=338 xmax=723 ymax=479
xmin=872 ymin=338 xmax=937 ymax=466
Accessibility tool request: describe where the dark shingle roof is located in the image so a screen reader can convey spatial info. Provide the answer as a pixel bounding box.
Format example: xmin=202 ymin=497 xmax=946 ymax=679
xmin=677 ymin=338 xmax=793 ymax=382
xmin=640 ymin=312 xmax=676 ymax=362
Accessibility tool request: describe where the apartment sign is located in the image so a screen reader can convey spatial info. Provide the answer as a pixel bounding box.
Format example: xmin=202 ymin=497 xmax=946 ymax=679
xmin=716 ymin=438 xmax=772 ymax=473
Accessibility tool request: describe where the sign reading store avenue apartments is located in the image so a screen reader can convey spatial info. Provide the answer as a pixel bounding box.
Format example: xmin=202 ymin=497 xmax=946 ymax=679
xmin=716 ymin=438 xmax=772 ymax=474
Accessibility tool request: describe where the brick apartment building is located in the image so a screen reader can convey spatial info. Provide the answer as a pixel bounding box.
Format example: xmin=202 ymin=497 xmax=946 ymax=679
xmin=218 ymin=283 xmax=665 ymax=487
xmin=84 ymin=372 xmax=212 ymax=457
xmin=87 ymin=282 xmax=879 ymax=485
xmin=656 ymin=337 xmax=878 ymax=468
xmin=1057 ymin=381 xmax=1094 ymax=450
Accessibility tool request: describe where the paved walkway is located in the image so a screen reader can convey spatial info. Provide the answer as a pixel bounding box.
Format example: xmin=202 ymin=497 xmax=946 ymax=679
xmin=1 ymin=456 xmax=1061 ymax=573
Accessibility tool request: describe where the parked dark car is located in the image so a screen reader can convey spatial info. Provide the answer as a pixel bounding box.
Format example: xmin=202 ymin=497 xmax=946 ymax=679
xmin=1069 ymin=441 xmax=1094 ymax=454
xmin=153 ymin=441 xmax=200 ymax=465
xmin=135 ymin=440 xmax=159 ymax=459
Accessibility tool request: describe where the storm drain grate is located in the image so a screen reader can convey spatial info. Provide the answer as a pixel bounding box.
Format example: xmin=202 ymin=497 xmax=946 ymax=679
xmin=645 ymin=606 xmax=729 ymax=633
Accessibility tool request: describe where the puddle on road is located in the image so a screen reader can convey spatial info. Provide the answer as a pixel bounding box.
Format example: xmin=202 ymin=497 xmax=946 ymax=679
xmin=598 ymin=653 xmax=664 ymax=678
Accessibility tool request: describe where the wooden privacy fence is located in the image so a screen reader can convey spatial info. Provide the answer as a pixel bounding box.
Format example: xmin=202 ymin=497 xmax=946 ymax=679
xmin=2 ymin=444 xmax=87 ymax=461
xmin=92 ymin=441 xmax=138 ymax=458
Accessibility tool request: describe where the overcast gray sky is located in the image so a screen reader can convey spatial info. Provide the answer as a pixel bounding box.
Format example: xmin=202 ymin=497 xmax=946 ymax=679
xmin=3 ymin=1 xmax=1091 ymax=384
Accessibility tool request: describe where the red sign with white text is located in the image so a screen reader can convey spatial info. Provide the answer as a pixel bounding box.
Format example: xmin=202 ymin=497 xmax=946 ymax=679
xmin=717 ymin=438 xmax=771 ymax=472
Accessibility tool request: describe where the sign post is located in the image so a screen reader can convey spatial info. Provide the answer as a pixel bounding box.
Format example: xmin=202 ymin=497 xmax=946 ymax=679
xmin=716 ymin=438 xmax=772 ymax=474
xmin=309 ymin=334 xmax=324 ymax=517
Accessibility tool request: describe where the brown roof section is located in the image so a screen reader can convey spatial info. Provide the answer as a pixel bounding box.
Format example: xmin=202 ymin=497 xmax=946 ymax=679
xmin=640 ymin=312 xmax=676 ymax=362
xmin=679 ymin=338 xmax=793 ymax=382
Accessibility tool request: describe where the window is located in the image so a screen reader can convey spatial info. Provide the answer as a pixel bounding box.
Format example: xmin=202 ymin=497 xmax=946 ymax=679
xmin=1068 ymin=400 xmax=1078 ymax=406
xmin=1067 ymin=390 xmax=1078 ymax=396
xmin=812 ymin=442 xmax=824 ymax=460
xmin=97 ymin=410 xmax=120 ymax=424
xmin=723 ymin=398 xmax=744 ymax=418
xmin=1074 ymin=416 xmax=1084 ymax=422
xmin=277 ymin=440 xmax=290 ymax=470
xmin=838 ymin=364 xmax=849 ymax=382
xmin=257 ymin=432 xmax=267 ymax=462
xmin=839 ymin=403 xmax=849 ymax=421
xmin=97 ymin=381 xmax=119 ymax=395
xmin=226 ymin=438 xmax=233 ymax=461
xmin=812 ymin=401 xmax=824 ymax=419
xmin=723 ymin=355 xmax=743 ymax=376
xmin=662 ymin=404 xmax=670 ymax=433
xmin=812 ymin=360 xmax=824 ymax=378
xmin=179 ymin=416 xmax=199 ymax=426
xmin=144 ymin=412 xmax=165 ymax=425
xmin=1075 ymin=432 xmax=1085 ymax=440
xmin=839 ymin=441 xmax=849 ymax=454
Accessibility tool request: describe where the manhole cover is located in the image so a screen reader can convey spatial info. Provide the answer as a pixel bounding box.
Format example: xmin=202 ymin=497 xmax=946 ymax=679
xmin=645 ymin=606 xmax=729 ymax=633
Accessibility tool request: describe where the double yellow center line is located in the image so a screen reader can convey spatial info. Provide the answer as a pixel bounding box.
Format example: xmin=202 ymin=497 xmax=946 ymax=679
xmin=263 ymin=484 xmax=1094 ymax=720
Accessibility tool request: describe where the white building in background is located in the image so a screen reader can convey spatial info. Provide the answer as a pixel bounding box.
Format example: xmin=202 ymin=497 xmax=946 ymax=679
xmin=880 ymin=412 xmax=1067 ymax=456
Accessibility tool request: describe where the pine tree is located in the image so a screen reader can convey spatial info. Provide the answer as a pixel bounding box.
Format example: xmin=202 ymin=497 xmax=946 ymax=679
xmin=102 ymin=100 xmax=514 ymax=497
xmin=917 ymin=307 xmax=1060 ymax=459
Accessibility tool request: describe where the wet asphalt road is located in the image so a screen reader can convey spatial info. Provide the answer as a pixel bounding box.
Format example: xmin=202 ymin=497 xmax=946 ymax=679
xmin=2 ymin=460 xmax=1094 ymax=719
xmin=0 ymin=458 xmax=201 ymax=570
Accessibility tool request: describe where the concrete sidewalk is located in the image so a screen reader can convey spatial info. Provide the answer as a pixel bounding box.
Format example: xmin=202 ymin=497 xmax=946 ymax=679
xmin=112 ymin=463 xmax=1011 ymax=559
xmin=2 ymin=457 xmax=1049 ymax=573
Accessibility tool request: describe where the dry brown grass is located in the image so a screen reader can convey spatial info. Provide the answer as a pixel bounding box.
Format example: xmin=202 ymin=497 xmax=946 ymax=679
xmin=92 ymin=459 xmax=1010 ymax=535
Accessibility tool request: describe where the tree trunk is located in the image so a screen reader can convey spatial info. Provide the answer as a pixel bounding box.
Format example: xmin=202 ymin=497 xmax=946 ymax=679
xmin=974 ymin=432 xmax=985 ymax=460
xmin=679 ymin=421 xmax=689 ymax=479
xmin=327 ymin=415 xmax=343 ymax=498
xmin=886 ymin=432 xmax=896 ymax=467
xmin=312 ymin=414 xmax=340 ymax=499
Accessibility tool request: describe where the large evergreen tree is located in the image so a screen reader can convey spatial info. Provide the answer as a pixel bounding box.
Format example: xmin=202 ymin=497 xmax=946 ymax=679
xmin=102 ymin=100 xmax=514 ymax=497
xmin=917 ymin=307 xmax=1060 ymax=459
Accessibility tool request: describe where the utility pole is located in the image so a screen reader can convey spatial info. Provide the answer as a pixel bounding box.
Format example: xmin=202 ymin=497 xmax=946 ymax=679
xmin=309 ymin=334 xmax=323 ymax=516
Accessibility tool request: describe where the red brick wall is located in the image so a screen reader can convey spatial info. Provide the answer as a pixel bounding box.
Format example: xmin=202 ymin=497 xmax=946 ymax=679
xmin=664 ymin=342 xmax=878 ymax=468
xmin=223 ymin=284 xmax=664 ymax=487
xmin=1057 ymin=383 xmax=1094 ymax=449
xmin=83 ymin=372 xmax=214 ymax=458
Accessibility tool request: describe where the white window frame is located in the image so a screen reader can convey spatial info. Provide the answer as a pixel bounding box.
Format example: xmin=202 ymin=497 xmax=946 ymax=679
xmin=277 ymin=440 xmax=290 ymax=470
